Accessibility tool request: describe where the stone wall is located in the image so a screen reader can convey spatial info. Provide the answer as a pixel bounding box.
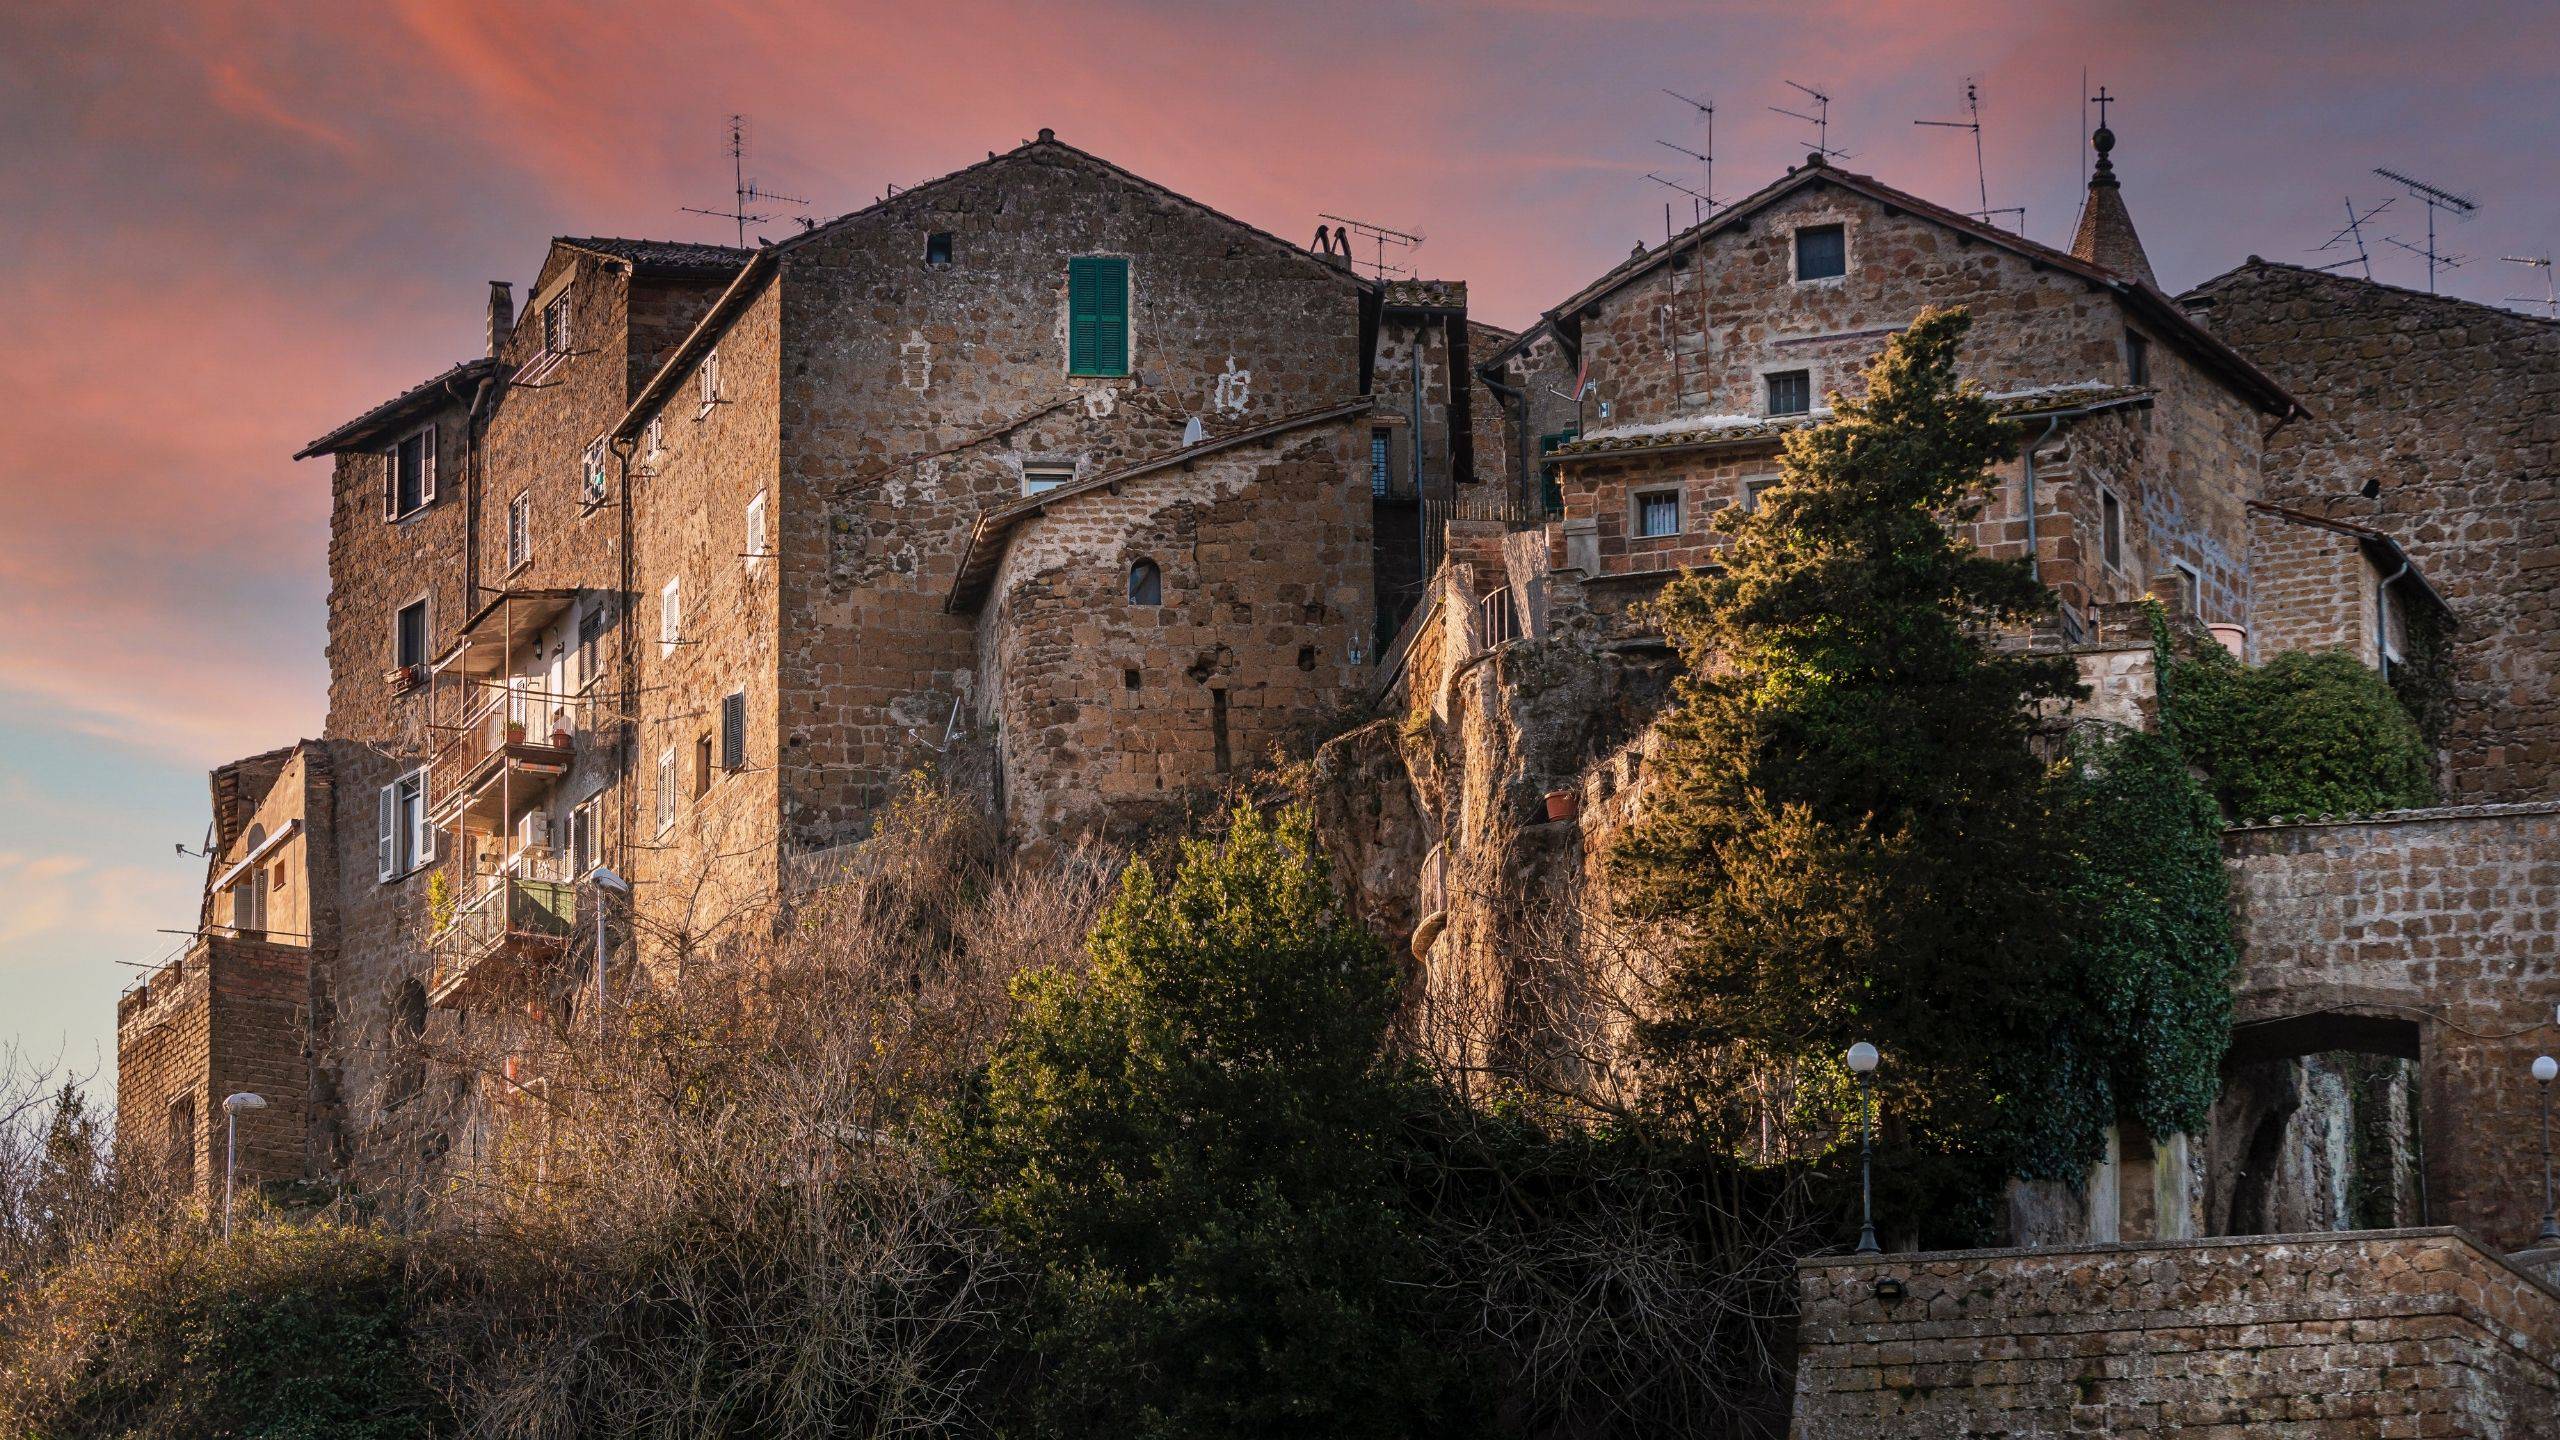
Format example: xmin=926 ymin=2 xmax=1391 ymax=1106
xmin=770 ymin=137 xmax=1373 ymax=852
xmin=1793 ymin=1229 xmax=2560 ymax=1437
xmin=2187 ymin=261 xmax=2560 ymax=799
xmin=975 ymin=425 xmax=1371 ymax=840
xmin=2225 ymin=803 xmax=2560 ymax=1249
xmin=2248 ymin=503 xmax=2387 ymax=666
xmin=115 ymin=937 xmax=314 ymax=1199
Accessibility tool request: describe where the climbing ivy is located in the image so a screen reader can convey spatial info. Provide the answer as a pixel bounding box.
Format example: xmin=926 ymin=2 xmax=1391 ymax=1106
xmin=2052 ymin=726 xmax=2237 ymax=1156
xmin=2162 ymin=635 xmax=2435 ymax=820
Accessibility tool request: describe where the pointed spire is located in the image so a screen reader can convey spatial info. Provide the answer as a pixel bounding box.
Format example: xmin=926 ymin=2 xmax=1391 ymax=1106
xmin=2070 ymin=90 xmax=2158 ymax=288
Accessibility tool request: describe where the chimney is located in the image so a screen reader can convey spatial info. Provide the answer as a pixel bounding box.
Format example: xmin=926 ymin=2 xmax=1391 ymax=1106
xmin=487 ymin=281 xmax=515 ymax=359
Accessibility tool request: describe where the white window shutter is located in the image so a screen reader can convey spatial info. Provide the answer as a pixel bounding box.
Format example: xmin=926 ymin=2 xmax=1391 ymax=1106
xmin=377 ymin=783 xmax=396 ymax=881
xmin=420 ymin=425 xmax=437 ymax=504
xmin=411 ymin=777 xmax=434 ymax=866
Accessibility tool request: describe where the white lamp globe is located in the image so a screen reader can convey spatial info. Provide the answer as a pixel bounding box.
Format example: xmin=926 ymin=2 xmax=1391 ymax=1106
xmin=2534 ymin=1055 xmax=2558 ymax=1084
xmin=1846 ymin=1042 xmax=1880 ymax=1075
xmin=222 ymin=1092 xmax=268 ymax=1114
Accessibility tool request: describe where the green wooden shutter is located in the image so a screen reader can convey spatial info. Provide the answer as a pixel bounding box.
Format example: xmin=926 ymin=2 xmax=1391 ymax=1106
xmin=1068 ymin=256 xmax=1129 ymax=375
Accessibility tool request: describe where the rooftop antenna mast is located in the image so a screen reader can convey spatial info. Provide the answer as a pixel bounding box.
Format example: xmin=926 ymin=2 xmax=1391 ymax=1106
xmin=1914 ymin=79 xmax=2023 ymax=229
xmin=1660 ymin=89 xmax=1723 ymax=221
xmin=2374 ymin=166 xmax=2478 ymax=293
xmin=1317 ymin=212 xmax=1423 ymax=281
xmin=2309 ymin=196 xmax=2394 ymax=278
xmin=681 ymin=115 xmax=810 ymax=247
xmin=1771 ymin=80 xmax=1851 ymax=161
xmin=2506 ymin=255 xmax=2559 ymax=317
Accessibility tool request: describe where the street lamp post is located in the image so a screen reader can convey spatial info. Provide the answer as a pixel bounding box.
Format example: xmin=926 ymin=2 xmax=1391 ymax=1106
xmin=1847 ymin=1041 xmax=1881 ymax=1255
xmin=220 ymin=1091 xmax=267 ymax=1240
xmin=2534 ymin=1054 xmax=2559 ymax=1246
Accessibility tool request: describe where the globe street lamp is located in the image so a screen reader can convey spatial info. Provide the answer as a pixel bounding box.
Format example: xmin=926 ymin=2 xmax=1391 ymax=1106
xmin=2533 ymin=1054 xmax=2559 ymax=1246
xmin=1847 ymin=1041 xmax=1881 ymax=1255
xmin=221 ymin=1091 xmax=267 ymax=1240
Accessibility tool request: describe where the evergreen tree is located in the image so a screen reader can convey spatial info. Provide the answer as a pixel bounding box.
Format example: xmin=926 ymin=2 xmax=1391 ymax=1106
xmin=1611 ymin=308 xmax=2083 ymax=1235
xmin=940 ymin=806 xmax=1459 ymax=1440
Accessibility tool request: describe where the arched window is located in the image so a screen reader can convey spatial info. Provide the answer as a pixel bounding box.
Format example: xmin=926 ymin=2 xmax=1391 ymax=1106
xmin=1128 ymin=558 xmax=1162 ymax=606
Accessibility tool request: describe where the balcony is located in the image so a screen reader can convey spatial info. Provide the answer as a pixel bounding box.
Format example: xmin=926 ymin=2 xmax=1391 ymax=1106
xmin=428 ymin=856 xmax=581 ymax=1010
xmin=430 ymin=696 xmax=573 ymax=826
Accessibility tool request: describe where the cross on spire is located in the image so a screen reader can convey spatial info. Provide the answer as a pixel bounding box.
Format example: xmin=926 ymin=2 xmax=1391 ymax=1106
xmin=2091 ymin=86 xmax=2115 ymax=130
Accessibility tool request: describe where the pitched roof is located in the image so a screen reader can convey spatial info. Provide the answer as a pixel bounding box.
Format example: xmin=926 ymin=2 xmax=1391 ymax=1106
xmin=945 ymin=396 xmax=1377 ymax=613
xmin=1483 ymin=156 xmax=2300 ymax=418
xmin=2248 ymin=499 xmax=2453 ymax=622
xmin=613 ymin=130 xmax=1369 ymax=443
xmin=555 ymin=236 xmax=755 ymax=277
xmin=294 ymin=357 xmax=501 ymax=459
xmin=2183 ymin=256 xmax=2560 ymax=332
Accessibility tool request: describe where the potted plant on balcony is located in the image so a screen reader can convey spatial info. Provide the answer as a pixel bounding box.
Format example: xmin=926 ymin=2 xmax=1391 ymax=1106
xmin=506 ymin=719 xmax=527 ymax=744
xmin=549 ymin=709 xmax=572 ymax=749
xmin=1543 ymin=786 xmax=1580 ymax=822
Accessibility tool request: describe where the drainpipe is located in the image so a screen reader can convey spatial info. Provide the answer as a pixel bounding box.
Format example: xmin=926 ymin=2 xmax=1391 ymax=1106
xmin=445 ymin=373 xmax=497 ymax=610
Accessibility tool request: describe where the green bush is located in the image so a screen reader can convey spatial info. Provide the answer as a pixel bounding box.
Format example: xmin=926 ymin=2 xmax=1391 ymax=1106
xmin=0 ymin=1214 xmax=450 ymax=1440
xmin=2166 ymin=645 xmax=2434 ymax=820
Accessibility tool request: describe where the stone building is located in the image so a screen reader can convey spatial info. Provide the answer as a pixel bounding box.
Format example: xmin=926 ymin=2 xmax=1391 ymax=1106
xmin=119 ymin=130 xmax=1488 ymax=1200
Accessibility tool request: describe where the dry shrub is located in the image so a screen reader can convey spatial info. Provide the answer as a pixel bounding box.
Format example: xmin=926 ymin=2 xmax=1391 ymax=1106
xmin=410 ymin=785 xmax=1122 ymax=1439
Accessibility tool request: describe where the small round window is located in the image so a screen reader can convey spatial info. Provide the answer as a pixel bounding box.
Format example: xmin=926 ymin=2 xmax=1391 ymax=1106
xmin=1128 ymin=558 xmax=1162 ymax=606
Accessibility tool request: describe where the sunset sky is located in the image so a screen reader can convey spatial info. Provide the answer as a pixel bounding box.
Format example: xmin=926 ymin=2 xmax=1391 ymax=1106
xmin=4 ymin=0 xmax=2555 ymax=1094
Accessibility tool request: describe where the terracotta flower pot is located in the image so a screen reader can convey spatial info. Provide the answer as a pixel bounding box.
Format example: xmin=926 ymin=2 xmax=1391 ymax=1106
xmin=1544 ymin=788 xmax=1580 ymax=822
xmin=550 ymin=728 xmax=573 ymax=749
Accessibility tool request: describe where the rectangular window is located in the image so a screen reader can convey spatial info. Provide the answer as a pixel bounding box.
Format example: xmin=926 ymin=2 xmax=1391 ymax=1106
xmin=385 ymin=425 xmax=435 ymax=519
xmin=578 ymin=600 xmax=605 ymax=689
xmin=660 ymin=578 xmax=681 ymax=657
xmin=395 ymin=598 xmax=428 ymax=672
xmin=1537 ymin=429 xmax=1579 ymax=515
xmin=571 ymin=795 xmax=597 ymax=875
xmin=721 ymin=690 xmax=747 ymax=772
xmin=644 ymin=417 xmax=664 ymax=459
xmin=698 ymin=349 xmax=721 ymax=414
xmin=583 ymin=438 xmax=611 ymax=507
xmin=542 ymin=291 xmax=572 ymax=356
xmin=1766 ymin=370 xmax=1813 ymax=416
xmin=694 ymin=733 xmax=714 ymax=798
xmin=1742 ymin=476 xmax=1781 ymax=512
xmin=507 ymin=491 xmax=532 ymax=572
xmin=745 ymin=490 xmax=768 ymax=569
xmin=376 ymin=769 xmax=429 ymax=882
xmin=2172 ymin=560 xmax=2203 ymax=618
xmin=1067 ymin=256 xmax=1131 ymax=376
xmin=2125 ymin=329 xmax=2152 ymax=387
xmin=925 ymin=232 xmax=954 ymax=266
xmin=2100 ymin=487 xmax=2125 ymax=572
xmin=656 ymin=749 xmax=676 ymax=834
xmin=1635 ymin=490 xmax=1682 ymax=539
xmin=1370 ymin=429 xmax=1392 ymax=497
xmin=1022 ymin=467 xmax=1072 ymax=496
xmin=1794 ymin=223 xmax=1847 ymax=281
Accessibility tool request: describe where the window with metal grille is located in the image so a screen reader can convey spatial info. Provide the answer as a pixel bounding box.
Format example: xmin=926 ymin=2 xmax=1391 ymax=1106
xmin=1794 ymin=223 xmax=1846 ymax=281
xmin=1370 ymin=429 xmax=1392 ymax=496
xmin=1766 ymin=370 xmax=1812 ymax=416
xmin=721 ymin=691 xmax=746 ymax=771
xmin=583 ymin=438 xmax=611 ymax=507
xmin=507 ymin=491 xmax=531 ymax=571
xmin=542 ymin=291 xmax=571 ymax=355
xmin=1636 ymin=491 xmax=1682 ymax=538
xmin=1067 ymin=256 xmax=1130 ymax=376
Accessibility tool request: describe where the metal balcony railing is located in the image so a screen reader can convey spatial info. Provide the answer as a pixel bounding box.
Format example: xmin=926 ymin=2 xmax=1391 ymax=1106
xmin=430 ymin=690 xmax=574 ymax=821
xmin=428 ymin=855 xmax=580 ymax=1009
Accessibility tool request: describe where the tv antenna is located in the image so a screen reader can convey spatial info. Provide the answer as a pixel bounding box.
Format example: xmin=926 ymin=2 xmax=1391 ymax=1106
xmin=2505 ymin=255 xmax=2558 ymax=318
xmin=681 ymin=115 xmax=811 ymax=247
xmin=1660 ymin=89 xmax=1723 ymax=221
xmin=1316 ymin=212 xmax=1423 ymax=281
xmin=1771 ymin=80 xmax=1850 ymax=161
xmin=1914 ymin=80 xmax=2022 ymax=229
xmin=2309 ymin=197 xmax=2394 ymax=278
xmin=1644 ymin=170 xmax=1714 ymax=225
xmin=2373 ymin=167 xmax=2478 ymax=293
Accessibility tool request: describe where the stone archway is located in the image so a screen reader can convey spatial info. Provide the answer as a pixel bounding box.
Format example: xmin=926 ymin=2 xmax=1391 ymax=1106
xmin=2208 ymin=1008 xmax=2426 ymax=1237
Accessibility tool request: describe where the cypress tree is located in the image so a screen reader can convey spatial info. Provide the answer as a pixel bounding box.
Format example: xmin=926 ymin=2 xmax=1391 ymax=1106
xmin=1611 ymin=307 xmax=2083 ymax=1236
